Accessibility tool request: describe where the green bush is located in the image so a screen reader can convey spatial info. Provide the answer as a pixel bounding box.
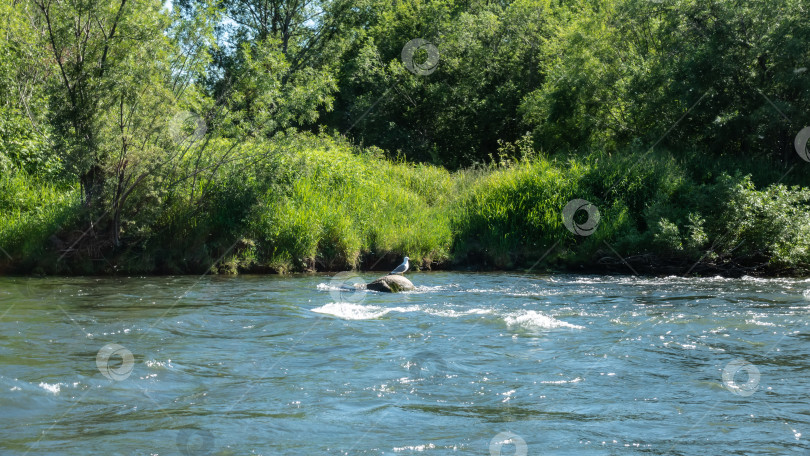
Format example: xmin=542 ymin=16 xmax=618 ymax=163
xmin=722 ymin=178 xmax=810 ymax=269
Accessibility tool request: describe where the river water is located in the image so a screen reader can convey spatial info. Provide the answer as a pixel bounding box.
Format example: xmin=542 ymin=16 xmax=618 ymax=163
xmin=0 ymin=273 xmax=808 ymax=455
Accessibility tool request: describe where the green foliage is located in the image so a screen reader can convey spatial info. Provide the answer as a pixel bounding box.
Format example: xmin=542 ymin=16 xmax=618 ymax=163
xmin=0 ymin=1 xmax=56 ymax=177
xmin=722 ymin=178 xmax=810 ymax=269
xmin=1 ymin=0 xmax=809 ymax=276
xmin=451 ymin=149 xmax=810 ymax=273
xmin=2 ymin=133 xmax=809 ymax=274
xmin=521 ymin=0 xmax=810 ymax=160
xmin=0 ymin=174 xmax=79 ymax=269
xmin=220 ymin=37 xmax=338 ymax=138
xmin=331 ymin=0 xmax=555 ymax=165
xmin=247 ymin=135 xmax=455 ymax=271
xmin=653 ymin=219 xmax=683 ymax=253
xmin=452 ymin=157 xmax=575 ymax=267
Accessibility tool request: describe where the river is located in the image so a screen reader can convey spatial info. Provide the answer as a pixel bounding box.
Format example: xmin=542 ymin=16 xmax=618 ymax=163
xmin=0 ymin=273 xmax=808 ymax=455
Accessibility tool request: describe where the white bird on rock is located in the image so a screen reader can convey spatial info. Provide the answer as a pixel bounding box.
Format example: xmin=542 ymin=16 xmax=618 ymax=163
xmin=389 ymin=256 xmax=409 ymax=275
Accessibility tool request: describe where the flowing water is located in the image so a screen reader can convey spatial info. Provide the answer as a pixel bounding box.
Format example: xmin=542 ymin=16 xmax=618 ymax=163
xmin=1 ymin=272 xmax=809 ymax=455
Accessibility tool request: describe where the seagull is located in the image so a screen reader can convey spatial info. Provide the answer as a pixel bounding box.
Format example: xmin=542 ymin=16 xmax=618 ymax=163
xmin=389 ymin=256 xmax=409 ymax=275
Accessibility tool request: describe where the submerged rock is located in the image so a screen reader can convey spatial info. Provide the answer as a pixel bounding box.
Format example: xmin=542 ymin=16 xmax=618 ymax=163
xmin=366 ymin=275 xmax=415 ymax=293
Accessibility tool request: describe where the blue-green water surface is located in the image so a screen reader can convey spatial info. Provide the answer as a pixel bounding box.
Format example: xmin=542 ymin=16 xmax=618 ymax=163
xmin=0 ymin=273 xmax=808 ymax=455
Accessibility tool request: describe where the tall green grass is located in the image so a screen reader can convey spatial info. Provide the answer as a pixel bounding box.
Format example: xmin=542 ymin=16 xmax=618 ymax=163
xmin=1 ymin=134 xmax=808 ymax=275
xmin=248 ymin=137 xmax=456 ymax=272
xmin=0 ymin=173 xmax=79 ymax=272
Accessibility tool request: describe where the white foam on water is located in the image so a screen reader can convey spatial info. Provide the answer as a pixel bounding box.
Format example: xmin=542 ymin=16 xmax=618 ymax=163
xmin=311 ymin=302 xmax=493 ymax=320
xmin=803 ymin=289 xmax=810 ymax=300
xmin=425 ymin=308 xmax=493 ymax=318
xmin=543 ymin=275 xmax=810 ymax=288
xmin=311 ymin=303 xmax=389 ymax=320
xmin=311 ymin=304 xmax=584 ymax=330
xmin=311 ymin=303 xmax=421 ymax=320
xmin=38 ymin=382 xmax=61 ymax=395
xmin=316 ymin=282 xmax=364 ymax=292
xmin=540 ymin=377 xmax=583 ymax=384
xmin=504 ymin=310 xmax=584 ymax=330
xmin=393 ymin=443 xmax=436 ymax=452
xmin=462 ymin=288 xmax=504 ymax=293
xmin=145 ymin=359 xmax=172 ymax=369
xmin=320 ymin=282 xmax=464 ymax=294
xmin=410 ymin=284 xmax=459 ymax=293
xmin=746 ymin=319 xmax=778 ymax=327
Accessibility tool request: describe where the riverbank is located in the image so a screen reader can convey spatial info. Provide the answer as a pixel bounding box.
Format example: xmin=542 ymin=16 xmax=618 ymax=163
xmin=1 ymin=134 xmax=808 ymax=277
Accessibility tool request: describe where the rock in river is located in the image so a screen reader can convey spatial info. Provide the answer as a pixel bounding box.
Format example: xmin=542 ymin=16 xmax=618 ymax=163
xmin=366 ymin=275 xmax=415 ymax=293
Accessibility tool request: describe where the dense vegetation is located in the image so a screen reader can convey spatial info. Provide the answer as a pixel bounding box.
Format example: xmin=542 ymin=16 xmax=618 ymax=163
xmin=0 ymin=0 xmax=809 ymax=276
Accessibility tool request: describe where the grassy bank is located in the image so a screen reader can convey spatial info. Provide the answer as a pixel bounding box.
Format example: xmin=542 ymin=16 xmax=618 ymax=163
xmin=1 ymin=134 xmax=809 ymax=276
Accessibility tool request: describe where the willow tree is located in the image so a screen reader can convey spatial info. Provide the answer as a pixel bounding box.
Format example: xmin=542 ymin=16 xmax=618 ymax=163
xmin=33 ymin=0 xmax=214 ymax=246
xmin=178 ymin=0 xmax=352 ymax=133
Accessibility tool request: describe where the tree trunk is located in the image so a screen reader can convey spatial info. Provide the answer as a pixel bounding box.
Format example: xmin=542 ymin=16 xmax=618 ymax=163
xmin=80 ymin=164 xmax=105 ymax=208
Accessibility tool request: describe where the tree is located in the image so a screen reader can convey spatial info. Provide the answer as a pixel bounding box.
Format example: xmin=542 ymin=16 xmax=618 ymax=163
xmin=519 ymin=0 xmax=810 ymax=162
xmin=329 ymin=0 xmax=556 ymax=166
xmin=180 ymin=0 xmax=353 ymax=128
xmin=0 ymin=1 xmax=55 ymax=176
xmin=33 ymin=0 xmax=214 ymax=246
